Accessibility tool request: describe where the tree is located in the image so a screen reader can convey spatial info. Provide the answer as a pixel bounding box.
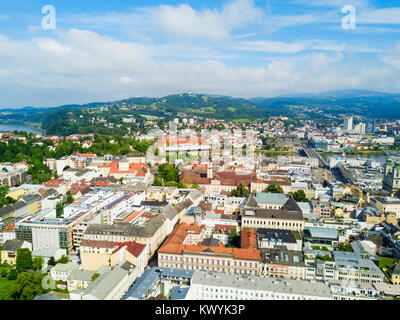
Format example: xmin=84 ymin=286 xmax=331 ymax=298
xmin=48 ymin=256 xmax=56 ymax=266
xmin=16 ymin=248 xmax=32 ymax=271
xmin=56 ymin=255 xmax=69 ymax=264
xmin=155 ymin=164 xmax=179 ymax=185
xmin=266 ymin=183 xmax=284 ymax=194
xmin=56 ymin=201 xmax=64 ymax=218
xmin=10 ymin=271 xmax=45 ymax=300
xmin=32 ymin=256 xmax=44 ymax=271
xmin=290 ymin=190 xmax=308 ymax=202
xmin=66 ymin=191 xmax=74 ymax=204
xmin=92 ymin=273 xmax=100 ymax=281
xmin=228 ymin=228 xmax=241 ymax=248
xmin=7 ymin=268 xmax=18 ymax=280
xmin=231 ymin=182 xmax=249 ymax=198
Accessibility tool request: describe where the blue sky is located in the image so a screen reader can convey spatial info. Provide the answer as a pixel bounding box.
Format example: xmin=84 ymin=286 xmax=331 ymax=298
xmin=0 ymin=0 xmax=400 ymax=108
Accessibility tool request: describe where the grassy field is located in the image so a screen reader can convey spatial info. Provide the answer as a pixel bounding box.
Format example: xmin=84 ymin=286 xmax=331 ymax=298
xmin=0 ymin=278 xmax=14 ymax=300
xmin=378 ymin=256 xmax=398 ymax=269
xmin=0 ymin=266 xmax=14 ymax=300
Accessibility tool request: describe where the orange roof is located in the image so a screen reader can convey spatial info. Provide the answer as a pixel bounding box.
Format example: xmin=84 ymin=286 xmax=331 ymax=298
xmin=4 ymin=222 xmax=15 ymax=232
xmin=44 ymin=178 xmax=68 ymax=188
xmin=113 ymin=241 xmax=146 ymax=257
xmin=75 ymin=153 xmax=96 ymax=157
xmin=193 ymin=165 xmax=207 ymax=170
xmin=159 ymin=222 xmax=259 ymax=261
xmin=101 ymin=161 xmax=149 ymax=175
xmin=241 ymin=229 xmax=257 ymax=249
xmin=119 ymin=209 xmax=144 ymax=223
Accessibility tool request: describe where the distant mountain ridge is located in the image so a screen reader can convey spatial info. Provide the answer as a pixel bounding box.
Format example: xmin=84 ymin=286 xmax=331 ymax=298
xmin=1 ymin=90 xmax=400 ymax=129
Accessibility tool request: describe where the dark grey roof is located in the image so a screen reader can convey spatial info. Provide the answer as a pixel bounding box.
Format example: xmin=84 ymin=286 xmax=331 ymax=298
xmin=390 ymin=263 xmax=400 ymax=275
xmin=13 ymin=201 xmax=28 ymax=210
xmin=202 ymin=238 xmax=220 ymax=247
xmin=283 ymin=195 xmax=302 ymax=212
xmin=245 ymin=195 xmax=258 ymax=208
xmin=85 ymin=224 xmax=133 ymax=236
xmin=252 ymin=208 xmax=303 ymax=221
xmin=260 ymin=247 xmax=305 ymax=267
xmin=256 ymin=228 xmax=299 ymax=244
xmin=165 ymin=199 xmax=193 ymax=221
xmin=2 ymin=239 xmax=26 ymax=251
xmin=141 ymin=200 xmax=169 ymax=207
xmin=0 ymin=204 xmax=16 ymax=217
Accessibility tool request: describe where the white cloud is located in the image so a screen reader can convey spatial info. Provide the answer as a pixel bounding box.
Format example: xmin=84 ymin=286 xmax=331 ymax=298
xmin=358 ymin=8 xmax=400 ymax=24
xmin=383 ymin=44 xmax=400 ymax=69
xmin=0 ymin=28 xmax=398 ymax=108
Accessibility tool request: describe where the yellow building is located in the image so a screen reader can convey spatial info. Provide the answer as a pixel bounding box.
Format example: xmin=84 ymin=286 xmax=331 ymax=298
xmin=363 ymin=211 xmax=397 ymax=226
xmin=375 ymin=198 xmax=400 ymax=219
xmin=6 ymin=188 xmax=28 ymax=201
xmin=390 ymin=263 xmax=400 ymax=285
xmin=0 ymin=239 xmax=32 ymax=265
xmin=80 ymin=239 xmax=147 ymax=272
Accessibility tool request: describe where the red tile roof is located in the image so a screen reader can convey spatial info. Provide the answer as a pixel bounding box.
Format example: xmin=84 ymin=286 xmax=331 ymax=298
xmin=159 ymin=222 xmax=259 ymax=261
xmin=113 ymin=241 xmax=146 ymax=258
xmin=241 ymin=229 xmax=257 ymax=249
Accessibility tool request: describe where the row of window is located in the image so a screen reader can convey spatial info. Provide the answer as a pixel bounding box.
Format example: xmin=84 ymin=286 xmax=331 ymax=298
xmin=160 ymin=255 xmax=256 ymax=267
xmin=243 ymin=219 xmax=302 ymax=228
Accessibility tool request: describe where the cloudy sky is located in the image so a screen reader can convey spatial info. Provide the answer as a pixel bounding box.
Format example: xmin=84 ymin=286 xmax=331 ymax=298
xmin=0 ymin=0 xmax=400 ymax=108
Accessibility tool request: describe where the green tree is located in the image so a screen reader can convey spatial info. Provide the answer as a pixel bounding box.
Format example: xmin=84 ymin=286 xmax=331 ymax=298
xmin=92 ymin=273 xmax=100 ymax=281
xmin=266 ymin=183 xmax=284 ymax=194
xmin=48 ymin=256 xmax=56 ymax=266
xmin=231 ymin=182 xmax=249 ymax=198
xmin=0 ymin=269 xmax=7 ymax=278
xmin=290 ymin=190 xmax=308 ymax=202
xmin=66 ymin=191 xmax=74 ymax=204
xmin=56 ymin=255 xmax=69 ymax=264
xmin=56 ymin=201 xmax=64 ymax=218
xmin=7 ymin=268 xmax=18 ymax=280
xmin=228 ymin=228 xmax=241 ymax=248
xmin=16 ymin=248 xmax=32 ymax=271
xmin=10 ymin=271 xmax=45 ymax=300
xmin=32 ymin=256 xmax=44 ymax=271
xmin=155 ymin=164 xmax=179 ymax=185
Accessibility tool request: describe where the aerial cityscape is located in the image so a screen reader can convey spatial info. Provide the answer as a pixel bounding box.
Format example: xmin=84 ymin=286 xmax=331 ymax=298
xmin=1 ymin=0 xmax=400 ymax=305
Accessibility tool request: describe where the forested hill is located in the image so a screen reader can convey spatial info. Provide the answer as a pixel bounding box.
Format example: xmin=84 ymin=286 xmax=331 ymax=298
xmin=252 ymin=90 xmax=400 ymax=119
xmin=1 ymin=90 xmax=399 ymax=136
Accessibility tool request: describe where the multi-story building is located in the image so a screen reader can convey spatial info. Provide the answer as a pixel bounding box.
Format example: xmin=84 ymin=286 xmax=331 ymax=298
xmin=333 ymin=251 xmax=385 ymax=284
xmin=305 ymin=258 xmax=336 ymax=281
xmin=260 ymin=247 xmax=306 ymax=279
xmin=374 ymin=197 xmax=400 ymax=219
xmin=256 ymin=228 xmax=302 ymax=251
xmin=80 ymin=239 xmax=147 ymax=273
xmin=383 ymin=159 xmax=400 ymax=193
xmin=83 ymin=198 xmax=194 ymax=259
xmin=158 ymin=223 xmax=260 ymax=275
xmin=241 ymin=196 xmax=304 ymax=232
xmin=15 ymin=191 xmax=124 ymax=253
xmin=186 ymin=271 xmax=333 ymax=300
xmin=0 ymin=162 xmax=31 ymax=187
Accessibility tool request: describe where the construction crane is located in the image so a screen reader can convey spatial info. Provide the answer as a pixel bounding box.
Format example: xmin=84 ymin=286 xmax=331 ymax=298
xmin=346 ymin=185 xmax=364 ymax=209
